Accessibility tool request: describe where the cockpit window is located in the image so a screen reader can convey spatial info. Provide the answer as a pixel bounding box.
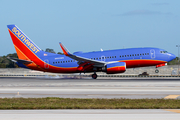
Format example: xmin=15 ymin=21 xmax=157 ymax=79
xmin=160 ymin=51 xmax=168 ymax=53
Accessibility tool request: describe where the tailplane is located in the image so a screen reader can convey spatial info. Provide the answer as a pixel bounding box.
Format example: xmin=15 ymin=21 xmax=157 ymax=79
xmin=7 ymin=57 xmax=32 ymax=68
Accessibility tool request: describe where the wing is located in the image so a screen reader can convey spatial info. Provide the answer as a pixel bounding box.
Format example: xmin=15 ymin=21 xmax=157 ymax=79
xmin=59 ymin=42 xmax=106 ymax=67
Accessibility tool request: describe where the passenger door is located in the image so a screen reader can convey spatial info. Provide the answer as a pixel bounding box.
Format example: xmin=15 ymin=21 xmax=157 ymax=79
xmin=101 ymin=56 xmax=106 ymax=62
xmin=150 ymin=49 xmax=155 ymax=59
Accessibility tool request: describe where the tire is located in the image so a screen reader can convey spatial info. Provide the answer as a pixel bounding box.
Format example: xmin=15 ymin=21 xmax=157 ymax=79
xmin=155 ymin=69 xmax=159 ymax=73
xmin=92 ymin=74 xmax=97 ymax=79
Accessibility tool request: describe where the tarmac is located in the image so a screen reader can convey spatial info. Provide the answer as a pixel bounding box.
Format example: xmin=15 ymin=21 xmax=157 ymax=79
xmin=0 ymin=77 xmax=180 ymax=119
xmin=0 ymin=109 xmax=180 ymax=120
xmin=0 ymin=77 xmax=180 ymax=99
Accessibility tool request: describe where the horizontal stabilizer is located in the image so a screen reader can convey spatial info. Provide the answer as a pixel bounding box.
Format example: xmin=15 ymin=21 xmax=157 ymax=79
xmin=7 ymin=57 xmax=33 ymax=64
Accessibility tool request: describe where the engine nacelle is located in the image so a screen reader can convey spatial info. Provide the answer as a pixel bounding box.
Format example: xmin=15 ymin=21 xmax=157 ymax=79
xmin=102 ymin=62 xmax=126 ymax=74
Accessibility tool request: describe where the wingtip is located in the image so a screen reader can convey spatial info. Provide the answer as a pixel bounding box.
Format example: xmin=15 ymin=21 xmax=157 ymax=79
xmin=59 ymin=42 xmax=72 ymax=56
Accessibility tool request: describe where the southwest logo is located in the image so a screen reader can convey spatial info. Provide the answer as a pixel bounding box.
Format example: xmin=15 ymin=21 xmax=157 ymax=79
xmin=12 ymin=27 xmax=40 ymax=54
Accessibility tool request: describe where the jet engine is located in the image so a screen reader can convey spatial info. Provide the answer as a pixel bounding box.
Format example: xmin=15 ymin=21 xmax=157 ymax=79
xmin=102 ymin=62 xmax=126 ymax=74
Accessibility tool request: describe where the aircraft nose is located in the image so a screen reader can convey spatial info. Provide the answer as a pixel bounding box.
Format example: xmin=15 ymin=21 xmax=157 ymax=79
xmin=169 ymin=53 xmax=176 ymax=61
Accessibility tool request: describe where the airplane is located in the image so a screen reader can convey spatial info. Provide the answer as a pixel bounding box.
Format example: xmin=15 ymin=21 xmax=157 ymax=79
xmin=7 ymin=24 xmax=176 ymax=79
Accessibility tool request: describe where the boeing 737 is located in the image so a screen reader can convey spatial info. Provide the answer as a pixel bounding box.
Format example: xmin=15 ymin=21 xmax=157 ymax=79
xmin=7 ymin=24 xmax=176 ymax=79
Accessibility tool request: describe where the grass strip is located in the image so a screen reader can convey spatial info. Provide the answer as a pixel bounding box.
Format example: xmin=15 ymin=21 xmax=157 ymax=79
xmin=0 ymin=98 xmax=180 ymax=109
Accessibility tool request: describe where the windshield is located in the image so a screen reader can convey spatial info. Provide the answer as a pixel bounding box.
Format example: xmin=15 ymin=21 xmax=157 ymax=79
xmin=160 ymin=51 xmax=168 ymax=53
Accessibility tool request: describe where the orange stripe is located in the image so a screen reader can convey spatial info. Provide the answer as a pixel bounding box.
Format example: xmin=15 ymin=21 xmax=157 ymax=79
xmin=14 ymin=45 xmax=30 ymax=60
xmin=14 ymin=44 xmax=47 ymax=72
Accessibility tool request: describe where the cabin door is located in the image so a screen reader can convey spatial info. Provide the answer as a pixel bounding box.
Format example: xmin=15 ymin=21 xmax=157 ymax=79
xmin=150 ymin=49 xmax=155 ymax=59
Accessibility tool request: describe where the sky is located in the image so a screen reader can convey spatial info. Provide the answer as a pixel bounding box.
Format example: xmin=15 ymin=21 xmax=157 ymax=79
xmin=0 ymin=0 xmax=180 ymax=56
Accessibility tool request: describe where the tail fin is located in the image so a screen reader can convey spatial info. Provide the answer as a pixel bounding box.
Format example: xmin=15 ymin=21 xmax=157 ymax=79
xmin=7 ymin=24 xmax=41 ymax=60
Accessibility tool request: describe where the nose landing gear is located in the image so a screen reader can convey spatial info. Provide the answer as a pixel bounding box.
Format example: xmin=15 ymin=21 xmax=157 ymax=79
xmin=155 ymin=69 xmax=159 ymax=73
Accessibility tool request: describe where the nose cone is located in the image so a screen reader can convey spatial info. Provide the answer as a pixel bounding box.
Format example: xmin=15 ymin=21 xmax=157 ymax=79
xmin=168 ymin=53 xmax=176 ymax=62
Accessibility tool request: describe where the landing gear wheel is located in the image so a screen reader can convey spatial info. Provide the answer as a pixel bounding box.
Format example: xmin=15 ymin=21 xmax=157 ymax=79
xmin=155 ymin=69 xmax=159 ymax=73
xmin=92 ymin=74 xmax=97 ymax=79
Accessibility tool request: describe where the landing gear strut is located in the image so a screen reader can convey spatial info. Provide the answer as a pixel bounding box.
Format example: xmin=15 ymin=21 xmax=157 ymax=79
xmin=92 ymin=73 xmax=97 ymax=79
xmin=155 ymin=69 xmax=159 ymax=73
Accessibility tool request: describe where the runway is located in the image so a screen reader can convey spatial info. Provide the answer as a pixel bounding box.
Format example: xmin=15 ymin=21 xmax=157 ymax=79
xmin=0 ymin=77 xmax=180 ymax=99
xmin=0 ymin=109 xmax=180 ymax=120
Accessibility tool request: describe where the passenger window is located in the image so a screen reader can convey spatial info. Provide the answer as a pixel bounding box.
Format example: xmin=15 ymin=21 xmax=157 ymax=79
xmin=122 ymin=55 xmax=124 ymax=57
xmin=112 ymin=56 xmax=114 ymax=58
xmin=125 ymin=55 xmax=126 ymax=57
xmin=127 ymin=55 xmax=129 ymax=57
xmin=120 ymin=56 xmax=121 ymax=57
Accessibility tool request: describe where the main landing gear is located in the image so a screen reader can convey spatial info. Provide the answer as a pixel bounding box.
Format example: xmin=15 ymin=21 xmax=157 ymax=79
xmin=92 ymin=73 xmax=98 ymax=79
xmin=92 ymin=68 xmax=98 ymax=79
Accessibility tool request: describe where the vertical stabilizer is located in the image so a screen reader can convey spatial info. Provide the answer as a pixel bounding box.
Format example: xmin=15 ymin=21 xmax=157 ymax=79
xmin=7 ymin=24 xmax=42 ymax=60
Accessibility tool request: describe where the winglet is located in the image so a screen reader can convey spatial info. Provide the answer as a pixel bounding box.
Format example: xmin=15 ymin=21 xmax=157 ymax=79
xmin=59 ymin=42 xmax=72 ymax=56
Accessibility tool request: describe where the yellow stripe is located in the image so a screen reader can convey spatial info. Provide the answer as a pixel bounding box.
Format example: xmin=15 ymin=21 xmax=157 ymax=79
xmin=164 ymin=95 xmax=180 ymax=99
xmin=108 ymin=66 xmax=125 ymax=69
xmin=119 ymin=59 xmax=166 ymax=62
xmin=164 ymin=109 xmax=180 ymax=113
